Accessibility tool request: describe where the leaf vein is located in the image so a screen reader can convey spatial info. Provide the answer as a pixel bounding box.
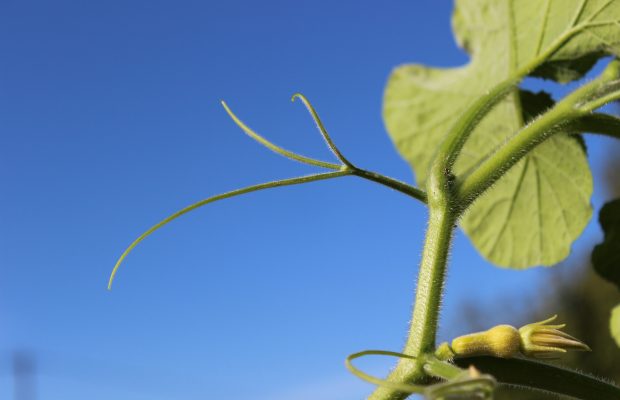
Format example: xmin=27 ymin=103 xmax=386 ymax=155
xmin=585 ymin=0 xmax=616 ymax=24
xmin=488 ymin=158 xmax=531 ymax=256
xmin=537 ymin=161 xmax=572 ymax=246
xmin=532 ymin=157 xmax=544 ymax=259
xmin=535 ymin=0 xmax=552 ymax=56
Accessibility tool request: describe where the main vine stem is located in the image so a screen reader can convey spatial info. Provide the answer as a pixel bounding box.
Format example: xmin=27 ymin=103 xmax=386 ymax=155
xmin=369 ymin=166 xmax=457 ymax=400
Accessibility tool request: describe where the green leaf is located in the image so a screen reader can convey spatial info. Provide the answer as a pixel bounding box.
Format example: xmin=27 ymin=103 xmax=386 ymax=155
xmin=383 ymin=0 xmax=620 ymax=268
xmin=459 ymin=91 xmax=593 ymax=268
xmin=612 ymin=304 xmax=620 ymax=347
xmin=592 ymin=199 xmax=620 ymax=290
xmin=454 ymin=0 xmax=620 ymax=83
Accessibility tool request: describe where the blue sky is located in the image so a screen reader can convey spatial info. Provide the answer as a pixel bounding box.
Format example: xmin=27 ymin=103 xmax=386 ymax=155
xmin=1 ymin=1 xmax=618 ymax=399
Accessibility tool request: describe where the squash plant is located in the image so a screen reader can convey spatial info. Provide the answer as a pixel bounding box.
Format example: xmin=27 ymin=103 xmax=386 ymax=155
xmin=109 ymin=0 xmax=620 ymax=399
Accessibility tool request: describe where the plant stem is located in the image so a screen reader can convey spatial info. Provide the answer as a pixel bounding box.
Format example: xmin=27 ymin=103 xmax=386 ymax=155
xmin=405 ymin=198 xmax=455 ymax=357
xmin=368 ymin=199 xmax=456 ymax=400
xmin=457 ymin=61 xmax=620 ymax=206
xmin=435 ymin=79 xmax=517 ymax=174
xmin=433 ymin=22 xmax=586 ymax=174
xmin=456 ymin=102 xmax=579 ymax=207
xmin=363 ymin=27 xmax=615 ymax=400
xmin=352 ymin=168 xmax=427 ymax=203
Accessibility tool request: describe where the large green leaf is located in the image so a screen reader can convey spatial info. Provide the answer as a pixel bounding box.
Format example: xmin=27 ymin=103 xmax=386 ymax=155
xmin=383 ymin=0 xmax=620 ymax=268
xmin=612 ymin=304 xmax=620 ymax=347
xmin=459 ymin=92 xmax=593 ymax=268
xmin=592 ymin=198 xmax=620 ymax=290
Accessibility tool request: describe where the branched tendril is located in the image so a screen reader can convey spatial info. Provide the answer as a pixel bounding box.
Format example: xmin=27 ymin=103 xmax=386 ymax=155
xmin=109 ymin=94 xmax=426 ymax=289
xmin=221 ymin=100 xmax=341 ymax=170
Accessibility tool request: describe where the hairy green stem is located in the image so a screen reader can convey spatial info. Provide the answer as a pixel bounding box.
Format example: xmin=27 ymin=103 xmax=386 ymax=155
xmin=436 ymin=78 xmax=517 ymax=174
xmin=583 ymin=89 xmax=620 ymax=111
xmin=458 ymin=61 xmax=620 ymax=206
xmin=407 ymin=166 xmax=456 ymax=356
xmin=457 ymin=103 xmax=580 ymax=207
xmin=436 ymin=22 xmax=586 ymax=175
xmin=368 ymin=193 xmax=456 ymax=400
xmin=352 ymin=168 xmax=427 ymax=203
xmin=366 ymin=41 xmax=613 ymax=400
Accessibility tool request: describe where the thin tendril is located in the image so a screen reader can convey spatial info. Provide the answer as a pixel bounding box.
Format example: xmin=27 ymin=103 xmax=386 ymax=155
xmin=221 ymin=101 xmax=341 ymax=170
xmin=222 ymin=97 xmax=427 ymax=203
xmin=108 ymin=170 xmax=351 ymax=289
xmin=345 ymin=350 xmax=425 ymax=393
xmin=291 ymin=93 xmax=354 ymax=168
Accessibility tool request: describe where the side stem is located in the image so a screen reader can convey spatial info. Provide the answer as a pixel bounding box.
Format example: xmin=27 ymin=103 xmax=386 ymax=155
xmin=352 ymin=167 xmax=427 ymax=203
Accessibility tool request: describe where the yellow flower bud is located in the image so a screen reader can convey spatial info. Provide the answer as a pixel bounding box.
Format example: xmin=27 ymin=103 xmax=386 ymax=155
xmin=451 ymin=324 xmax=521 ymax=358
xmin=442 ymin=315 xmax=590 ymax=361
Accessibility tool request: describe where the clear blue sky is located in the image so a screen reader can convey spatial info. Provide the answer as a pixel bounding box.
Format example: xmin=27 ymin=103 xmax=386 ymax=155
xmin=1 ymin=1 xmax=617 ymax=399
